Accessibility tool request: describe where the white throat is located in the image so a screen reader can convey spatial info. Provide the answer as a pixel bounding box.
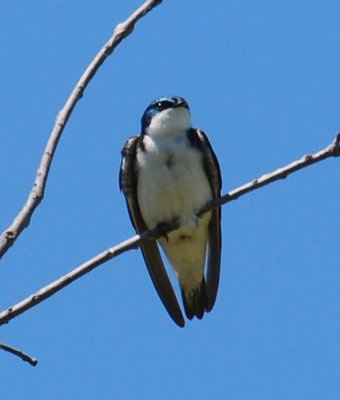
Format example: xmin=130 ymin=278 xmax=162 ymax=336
xmin=146 ymin=107 xmax=192 ymax=139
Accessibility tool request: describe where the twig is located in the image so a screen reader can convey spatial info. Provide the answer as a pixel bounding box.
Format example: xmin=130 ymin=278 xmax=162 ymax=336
xmin=0 ymin=0 xmax=163 ymax=260
xmin=199 ymin=132 xmax=340 ymax=215
xmin=0 ymin=342 xmax=38 ymax=366
xmin=0 ymin=133 xmax=338 ymax=326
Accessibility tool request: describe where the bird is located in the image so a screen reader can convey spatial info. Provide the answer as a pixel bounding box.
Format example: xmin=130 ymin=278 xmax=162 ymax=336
xmin=119 ymin=96 xmax=222 ymax=327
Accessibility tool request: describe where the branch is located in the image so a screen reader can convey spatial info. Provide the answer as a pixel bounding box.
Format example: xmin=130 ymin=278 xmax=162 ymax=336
xmin=199 ymin=132 xmax=340 ymax=216
xmin=0 ymin=342 xmax=38 ymax=366
xmin=0 ymin=0 xmax=163 ymax=260
xmin=0 ymin=133 xmax=338 ymax=326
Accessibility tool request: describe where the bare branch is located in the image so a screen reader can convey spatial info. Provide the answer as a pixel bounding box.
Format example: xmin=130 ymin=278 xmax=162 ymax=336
xmin=0 ymin=0 xmax=163 ymax=260
xmin=0 ymin=342 xmax=38 ymax=366
xmin=0 ymin=133 xmax=338 ymax=326
xmin=199 ymin=132 xmax=340 ymax=215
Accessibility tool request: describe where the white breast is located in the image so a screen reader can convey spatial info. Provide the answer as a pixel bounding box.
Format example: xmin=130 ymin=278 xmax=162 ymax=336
xmin=136 ymin=134 xmax=212 ymax=231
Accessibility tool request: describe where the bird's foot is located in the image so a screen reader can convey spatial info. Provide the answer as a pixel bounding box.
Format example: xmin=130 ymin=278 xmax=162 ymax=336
xmin=155 ymin=220 xmax=179 ymax=242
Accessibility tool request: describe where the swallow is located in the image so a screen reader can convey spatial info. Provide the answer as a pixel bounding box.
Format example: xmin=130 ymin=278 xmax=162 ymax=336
xmin=119 ymin=96 xmax=222 ymax=327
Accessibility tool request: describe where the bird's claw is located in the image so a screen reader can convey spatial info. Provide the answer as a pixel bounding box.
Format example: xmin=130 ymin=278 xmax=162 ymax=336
xmin=156 ymin=222 xmax=172 ymax=242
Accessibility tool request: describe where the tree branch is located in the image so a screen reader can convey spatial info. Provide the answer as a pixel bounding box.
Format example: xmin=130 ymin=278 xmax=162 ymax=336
xmin=0 ymin=133 xmax=338 ymax=326
xmin=0 ymin=0 xmax=163 ymax=260
xmin=0 ymin=342 xmax=38 ymax=366
xmin=199 ymin=132 xmax=340 ymax=216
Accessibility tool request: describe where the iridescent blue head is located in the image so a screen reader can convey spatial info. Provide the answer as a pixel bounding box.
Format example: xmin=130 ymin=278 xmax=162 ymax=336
xmin=141 ymin=96 xmax=190 ymax=134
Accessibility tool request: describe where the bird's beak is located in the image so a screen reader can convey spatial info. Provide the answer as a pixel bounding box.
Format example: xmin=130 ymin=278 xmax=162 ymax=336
xmin=176 ymin=99 xmax=189 ymax=109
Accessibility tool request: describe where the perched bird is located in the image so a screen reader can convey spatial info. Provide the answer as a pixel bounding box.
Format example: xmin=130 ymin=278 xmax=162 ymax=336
xmin=119 ymin=96 xmax=222 ymax=327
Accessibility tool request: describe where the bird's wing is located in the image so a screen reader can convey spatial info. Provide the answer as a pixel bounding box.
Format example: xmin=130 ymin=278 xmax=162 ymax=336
xmin=120 ymin=136 xmax=185 ymax=327
xmin=189 ymin=129 xmax=222 ymax=311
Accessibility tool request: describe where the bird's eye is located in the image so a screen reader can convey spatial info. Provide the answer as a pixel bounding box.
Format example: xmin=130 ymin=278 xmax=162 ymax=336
xmin=155 ymin=100 xmax=174 ymax=110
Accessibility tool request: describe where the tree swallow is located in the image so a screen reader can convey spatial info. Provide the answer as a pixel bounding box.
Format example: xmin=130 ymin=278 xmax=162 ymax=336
xmin=119 ymin=96 xmax=222 ymax=327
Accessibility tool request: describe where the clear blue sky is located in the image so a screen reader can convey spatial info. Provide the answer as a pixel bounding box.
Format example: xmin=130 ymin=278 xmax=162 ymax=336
xmin=1 ymin=1 xmax=339 ymax=399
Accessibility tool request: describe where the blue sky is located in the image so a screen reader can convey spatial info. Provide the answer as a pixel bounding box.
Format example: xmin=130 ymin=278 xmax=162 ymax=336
xmin=1 ymin=1 xmax=339 ymax=399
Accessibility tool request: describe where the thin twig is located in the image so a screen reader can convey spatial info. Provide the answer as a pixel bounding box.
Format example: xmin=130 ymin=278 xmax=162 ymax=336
xmin=0 ymin=0 xmax=163 ymax=260
xmin=0 ymin=133 xmax=338 ymax=326
xmin=199 ymin=132 xmax=340 ymax=215
xmin=0 ymin=342 xmax=38 ymax=366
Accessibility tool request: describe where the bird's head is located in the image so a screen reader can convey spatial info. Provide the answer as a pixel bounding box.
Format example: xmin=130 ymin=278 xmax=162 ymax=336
xmin=141 ymin=96 xmax=192 ymax=138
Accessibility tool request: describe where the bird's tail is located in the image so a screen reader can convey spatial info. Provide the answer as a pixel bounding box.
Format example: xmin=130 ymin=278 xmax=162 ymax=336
xmin=180 ymin=278 xmax=208 ymax=320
